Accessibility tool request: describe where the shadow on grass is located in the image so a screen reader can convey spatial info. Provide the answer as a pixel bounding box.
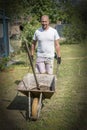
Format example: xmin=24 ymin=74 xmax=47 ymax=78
xmin=7 ymin=95 xmax=27 ymax=110
xmin=7 ymin=95 xmax=28 ymax=120
xmin=7 ymin=60 xmax=26 ymax=66
xmin=12 ymin=61 xmax=26 ymax=65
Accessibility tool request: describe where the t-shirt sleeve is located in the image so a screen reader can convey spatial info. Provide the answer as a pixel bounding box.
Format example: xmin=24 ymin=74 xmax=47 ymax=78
xmin=33 ymin=31 xmax=37 ymax=41
xmin=54 ymin=30 xmax=60 ymax=40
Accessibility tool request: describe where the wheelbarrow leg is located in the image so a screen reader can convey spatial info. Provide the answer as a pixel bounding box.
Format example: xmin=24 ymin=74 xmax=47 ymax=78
xmin=28 ymin=91 xmax=31 ymax=119
xmin=37 ymin=92 xmax=43 ymax=118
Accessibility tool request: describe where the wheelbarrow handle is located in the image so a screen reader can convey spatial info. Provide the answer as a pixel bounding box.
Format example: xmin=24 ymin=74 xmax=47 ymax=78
xmin=24 ymin=40 xmax=40 ymax=90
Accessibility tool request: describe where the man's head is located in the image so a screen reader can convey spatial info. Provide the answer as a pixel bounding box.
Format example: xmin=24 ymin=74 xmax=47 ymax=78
xmin=41 ymin=15 xmax=50 ymax=30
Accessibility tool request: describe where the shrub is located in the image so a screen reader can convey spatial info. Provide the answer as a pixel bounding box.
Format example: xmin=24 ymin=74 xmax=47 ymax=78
xmin=63 ymin=23 xmax=87 ymax=44
xmin=20 ymin=18 xmax=40 ymax=51
xmin=0 ymin=57 xmax=9 ymax=71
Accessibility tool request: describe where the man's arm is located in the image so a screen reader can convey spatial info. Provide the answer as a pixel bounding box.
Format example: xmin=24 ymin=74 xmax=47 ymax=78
xmin=55 ymin=40 xmax=61 ymax=57
xmin=55 ymin=40 xmax=61 ymax=64
xmin=31 ymin=40 xmax=37 ymax=56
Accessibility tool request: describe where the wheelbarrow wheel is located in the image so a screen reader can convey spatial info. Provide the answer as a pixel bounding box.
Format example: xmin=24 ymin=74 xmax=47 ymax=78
xmin=32 ymin=98 xmax=39 ymax=120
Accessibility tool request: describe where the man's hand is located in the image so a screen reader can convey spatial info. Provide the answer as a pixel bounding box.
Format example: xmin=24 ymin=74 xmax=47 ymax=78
xmin=57 ymin=57 xmax=61 ymax=64
xmin=31 ymin=55 xmax=33 ymax=61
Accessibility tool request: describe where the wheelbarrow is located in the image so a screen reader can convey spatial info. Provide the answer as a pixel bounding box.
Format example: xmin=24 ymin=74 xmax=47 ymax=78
xmin=17 ymin=73 xmax=56 ymax=120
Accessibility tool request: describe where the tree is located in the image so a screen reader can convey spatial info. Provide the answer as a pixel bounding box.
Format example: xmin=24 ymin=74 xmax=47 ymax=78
xmin=62 ymin=1 xmax=87 ymax=44
xmin=1 ymin=0 xmax=86 ymax=44
xmin=0 ymin=0 xmax=61 ymax=23
xmin=20 ymin=17 xmax=40 ymax=50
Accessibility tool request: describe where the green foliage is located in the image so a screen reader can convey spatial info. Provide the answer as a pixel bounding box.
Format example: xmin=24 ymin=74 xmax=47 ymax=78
xmin=61 ymin=1 xmax=87 ymax=44
xmin=1 ymin=0 xmax=87 ymax=45
xmin=29 ymin=0 xmax=59 ymax=23
xmin=56 ymin=1 xmax=73 ymax=23
xmin=0 ymin=57 xmax=9 ymax=71
xmin=63 ymin=23 xmax=87 ymax=44
xmin=0 ymin=0 xmax=63 ymax=23
xmin=21 ymin=18 xmax=40 ymax=51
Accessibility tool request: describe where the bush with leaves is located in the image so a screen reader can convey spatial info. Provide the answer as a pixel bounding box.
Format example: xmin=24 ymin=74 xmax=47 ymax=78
xmin=62 ymin=1 xmax=87 ymax=44
xmin=21 ymin=18 xmax=40 ymax=51
xmin=0 ymin=57 xmax=9 ymax=71
xmin=63 ymin=22 xmax=87 ymax=44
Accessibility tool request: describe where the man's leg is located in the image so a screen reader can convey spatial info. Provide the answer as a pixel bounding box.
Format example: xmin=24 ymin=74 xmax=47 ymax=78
xmin=45 ymin=59 xmax=54 ymax=74
xmin=35 ymin=62 xmax=46 ymax=74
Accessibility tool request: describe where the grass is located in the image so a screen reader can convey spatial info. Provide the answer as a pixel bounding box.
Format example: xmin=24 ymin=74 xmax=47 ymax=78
xmin=0 ymin=44 xmax=87 ymax=130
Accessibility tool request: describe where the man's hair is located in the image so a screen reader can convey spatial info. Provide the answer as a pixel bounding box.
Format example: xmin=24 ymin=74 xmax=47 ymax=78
xmin=41 ymin=15 xmax=49 ymax=21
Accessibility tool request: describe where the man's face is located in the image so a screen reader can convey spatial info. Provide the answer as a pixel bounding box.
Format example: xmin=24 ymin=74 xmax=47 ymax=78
xmin=41 ymin=16 xmax=49 ymax=30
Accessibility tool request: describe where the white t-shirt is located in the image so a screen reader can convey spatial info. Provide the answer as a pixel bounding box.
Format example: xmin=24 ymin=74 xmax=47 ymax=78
xmin=33 ymin=27 xmax=60 ymax=58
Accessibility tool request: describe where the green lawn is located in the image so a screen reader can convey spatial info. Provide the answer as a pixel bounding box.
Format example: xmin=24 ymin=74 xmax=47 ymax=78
xmin=0 ymin=44 xmax=87 ymax=130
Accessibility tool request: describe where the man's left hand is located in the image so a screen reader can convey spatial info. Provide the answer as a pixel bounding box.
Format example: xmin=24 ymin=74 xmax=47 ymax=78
xmin=57 ymin=57 xmax=61 ymax=64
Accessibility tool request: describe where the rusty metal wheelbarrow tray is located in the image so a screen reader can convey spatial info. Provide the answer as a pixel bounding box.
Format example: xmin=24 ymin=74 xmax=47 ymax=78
xmin=17 ymin=73 xmax=55 ymax=98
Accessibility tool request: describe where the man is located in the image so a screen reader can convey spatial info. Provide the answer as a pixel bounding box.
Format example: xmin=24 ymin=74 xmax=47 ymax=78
xmin=31 ymin=15 xmax=61 ymax=74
